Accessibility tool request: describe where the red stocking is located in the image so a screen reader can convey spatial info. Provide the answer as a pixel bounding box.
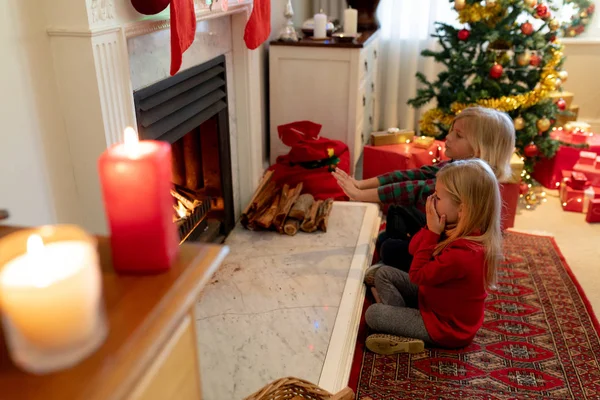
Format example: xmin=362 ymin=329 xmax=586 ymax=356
xmin=170 ymin=0 xmax=197 ymax=76
xmin=243 ymin=0 xmax=271 ymax=50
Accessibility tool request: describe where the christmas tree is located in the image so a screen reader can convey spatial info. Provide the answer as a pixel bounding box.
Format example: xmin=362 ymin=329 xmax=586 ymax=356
xmin=408 ymin=0 xmax=569 ymax=184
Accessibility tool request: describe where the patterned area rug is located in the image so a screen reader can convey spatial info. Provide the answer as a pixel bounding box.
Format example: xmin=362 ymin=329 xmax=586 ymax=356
xmin=349 ymin=232 xmax=600 ymax=399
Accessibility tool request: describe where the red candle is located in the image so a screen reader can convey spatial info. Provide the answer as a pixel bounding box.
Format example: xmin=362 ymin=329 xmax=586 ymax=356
xmin=98 ymin=128 xmax=179 ymax=273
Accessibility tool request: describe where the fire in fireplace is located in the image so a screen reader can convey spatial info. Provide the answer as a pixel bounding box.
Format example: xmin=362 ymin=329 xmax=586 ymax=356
xmin=133 ymin=55 xmax=234 ymax=243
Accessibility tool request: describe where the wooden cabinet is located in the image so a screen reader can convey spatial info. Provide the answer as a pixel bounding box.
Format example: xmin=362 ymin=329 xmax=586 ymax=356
xmin=269 ymin=31 xmax=380 ymax=174
xmin=0 ymin=226 xmax=228 ymax=400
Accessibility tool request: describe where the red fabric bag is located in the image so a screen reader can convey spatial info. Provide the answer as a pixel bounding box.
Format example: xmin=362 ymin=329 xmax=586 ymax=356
xmin=268 ymin=121 xmax=350 ymax=200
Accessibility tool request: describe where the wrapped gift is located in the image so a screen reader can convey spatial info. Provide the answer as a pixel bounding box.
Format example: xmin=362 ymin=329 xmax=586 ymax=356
xmin=570 ymin=171 xmax=588 ymax=190
xmin=561 ymin=184 xmax=600 ymax=213
xmin=578 ymin=151 xmax=597 ymax=165
xmin=565 ymin=121 xmax=591 ymax=133
xmin=371 ymin=129 xmax=415 ymax=146
xmin=556 ymin=105 xmax=579 ymax=128
xmin=596 ymin=156 xmax=600 ymax=170
xmin=507 ymin=153 xmax=524 ymax=183
xmin=586 ymin=199 xmax=600 ymax=223
xmin=362 ymin=141 xmax=442 ymax=179
xmin=570 ymin=129 xmax=588 ymax=144
xmin=532 ymin=131 xmax=600 ymax=189
xmin=412 ymin=136 xmax=436 ymax=149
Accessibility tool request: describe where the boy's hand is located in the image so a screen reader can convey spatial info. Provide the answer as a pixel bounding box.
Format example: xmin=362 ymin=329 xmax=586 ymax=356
xmin=426 ymin=195 xmax=446 ymax=235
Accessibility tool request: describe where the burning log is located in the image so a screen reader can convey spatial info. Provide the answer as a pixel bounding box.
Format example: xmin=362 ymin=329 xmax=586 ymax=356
xmin=170 ymin=189 xmax=199 ymax=211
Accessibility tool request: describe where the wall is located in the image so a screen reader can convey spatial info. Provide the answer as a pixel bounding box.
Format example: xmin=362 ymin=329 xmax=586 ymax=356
xmin=0 ymin=0 xmax=79 ymax=227
xmin=262 ymin=0 xmax=311 ymax=162
xmin=561 ymin=38 xmax=600 ymax=132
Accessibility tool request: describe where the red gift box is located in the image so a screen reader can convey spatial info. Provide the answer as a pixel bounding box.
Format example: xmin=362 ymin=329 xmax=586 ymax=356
xmin=532 ymin=131 xmax=600 ymax=189
xmin=570 ymin=130 xmax=590 ymax=144
xmin=362 ymin=141 xmax=443 ymax=179
xmin=596 ymin=157 xmax=600 ymax=170
xmin=573 ymin=152 xmax=600 ymax=187
xmin=586 ymin=199 xmax=600 ymax=223
xmin=561 ymin=184 xmax=600 ymax=213
xmin=579 ymin=151 xmax=597 ymax=166
xmin=570 ymin=171 xmax=589 ymax=190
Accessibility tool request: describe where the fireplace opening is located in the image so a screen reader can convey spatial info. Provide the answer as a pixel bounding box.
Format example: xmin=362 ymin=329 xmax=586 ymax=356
xmin=133 ymin=55 xmax=234 ymax=243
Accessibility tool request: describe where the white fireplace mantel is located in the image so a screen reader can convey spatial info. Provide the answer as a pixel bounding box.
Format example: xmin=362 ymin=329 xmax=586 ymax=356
xmin=44 ymin=0 xmax=263 ymax=234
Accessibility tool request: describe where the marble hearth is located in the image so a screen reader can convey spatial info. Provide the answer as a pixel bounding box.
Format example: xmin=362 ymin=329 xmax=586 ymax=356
xmin=196 ymin=202 xmax=381 ymax=399
xmin=45 ymin=0 xmax=264 ymax=234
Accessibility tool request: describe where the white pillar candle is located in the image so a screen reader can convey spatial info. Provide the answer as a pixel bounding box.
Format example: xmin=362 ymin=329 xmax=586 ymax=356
xmin=343 ymin=7 xmax=358 ymax=35
xmin=313 ymin=10 xmax=327 ymax=39
xmin=0 ymin=226 xmax=107 ymax=374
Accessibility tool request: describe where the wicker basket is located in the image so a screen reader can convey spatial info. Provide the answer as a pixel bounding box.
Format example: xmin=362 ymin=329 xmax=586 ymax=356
xmin=243 ymin=377 xmax=355 ymax=400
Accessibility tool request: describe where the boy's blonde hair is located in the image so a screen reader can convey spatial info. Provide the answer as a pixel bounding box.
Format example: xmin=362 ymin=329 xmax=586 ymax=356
xmin=433 ymin=159 xmax=502 ymax=289
xmin=452 ymin=107 xmax=515 ymax=182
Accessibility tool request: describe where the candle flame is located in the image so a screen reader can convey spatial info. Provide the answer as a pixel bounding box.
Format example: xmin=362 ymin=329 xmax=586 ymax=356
xmin=27 ymin=234 xmax=44 ymax=255
xmin=123 ymin=127 xmax=140 ymax=158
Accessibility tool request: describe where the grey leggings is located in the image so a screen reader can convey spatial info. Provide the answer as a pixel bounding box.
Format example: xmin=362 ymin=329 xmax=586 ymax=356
xmin=365 ymin=266 xmax=433 ymax=344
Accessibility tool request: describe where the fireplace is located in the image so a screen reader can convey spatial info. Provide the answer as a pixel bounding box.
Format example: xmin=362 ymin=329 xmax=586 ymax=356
xmin=133 ymin=55 xmax=234 ymax=243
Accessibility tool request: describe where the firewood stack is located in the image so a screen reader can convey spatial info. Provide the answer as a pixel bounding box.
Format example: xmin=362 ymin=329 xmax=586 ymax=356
xmin=241 ymin=171 xmax=334 ymax=236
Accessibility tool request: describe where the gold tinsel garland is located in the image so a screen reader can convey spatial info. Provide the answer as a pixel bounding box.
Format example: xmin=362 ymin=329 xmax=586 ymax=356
xmin=458 ymin=2 xmax=506 ymax=25
xmin=420 ymin=47 xmax=564 ymax=136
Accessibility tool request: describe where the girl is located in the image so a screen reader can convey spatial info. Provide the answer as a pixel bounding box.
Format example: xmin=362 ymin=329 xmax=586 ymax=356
xmin=333 ymin=106 xmax=514 ymax=274
xmin=364 ymin=159 xmax=502 ymax=354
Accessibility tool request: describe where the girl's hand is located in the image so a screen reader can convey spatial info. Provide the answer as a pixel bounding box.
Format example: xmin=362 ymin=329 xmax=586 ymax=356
xmin=332 ymin=168 xmax=362 ymax=190
xmin=426 ymin=195 xmax=446 ymax=235
xmin=332 ymin=168 xmax=363 ymax=201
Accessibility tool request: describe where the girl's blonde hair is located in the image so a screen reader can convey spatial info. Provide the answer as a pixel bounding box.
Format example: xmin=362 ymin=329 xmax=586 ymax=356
xmin=433 ymin=159 xmax=502 ymax=289
xmin=452 ymin=107 xmax=515 ymax=182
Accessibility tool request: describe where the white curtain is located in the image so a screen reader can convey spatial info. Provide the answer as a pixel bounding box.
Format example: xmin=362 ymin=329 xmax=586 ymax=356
xmin=376 ymin=0 xmax=459 ymax=132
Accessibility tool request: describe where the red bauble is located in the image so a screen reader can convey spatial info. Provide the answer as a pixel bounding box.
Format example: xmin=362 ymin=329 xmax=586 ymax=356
xmin=520 ymin=182 xmax=529 ymax=195
xmin=530 ymin=54 xmax=542 ymax=67
xmin=490 ymin=63 xmax=503 ymax=79
xmin=557 ymin=98 xmax=567 ymax=111
xmin=549 ymin=35 xmax=557 ymax=43
xmin=458 ymin=29 xmax=470 ymax=41
xmin=521 ymin=22 xmax=534 ymax=35
xmin=524 ymin=143 xmax=539 ymax=157
xmin=536 ymin=4 xmax=548 ymax=18
xmin=588 ymin=4 xmax=595 ymax=14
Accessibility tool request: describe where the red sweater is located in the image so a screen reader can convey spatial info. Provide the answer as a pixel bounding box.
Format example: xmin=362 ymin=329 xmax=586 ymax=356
xmin=408 ymin=228 xmax=487 ymax=348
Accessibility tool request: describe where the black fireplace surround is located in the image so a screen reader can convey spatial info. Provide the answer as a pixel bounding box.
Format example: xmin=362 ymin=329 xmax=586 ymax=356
xmin=133 ymin=55 xmax=235 ymax=241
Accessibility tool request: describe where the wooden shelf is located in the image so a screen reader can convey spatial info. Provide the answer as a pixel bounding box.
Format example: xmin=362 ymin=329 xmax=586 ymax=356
xmin=270 ymin=30 xmax=379 ymax=49
xmin=0 ymin=226 xmax=228 ymax=400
